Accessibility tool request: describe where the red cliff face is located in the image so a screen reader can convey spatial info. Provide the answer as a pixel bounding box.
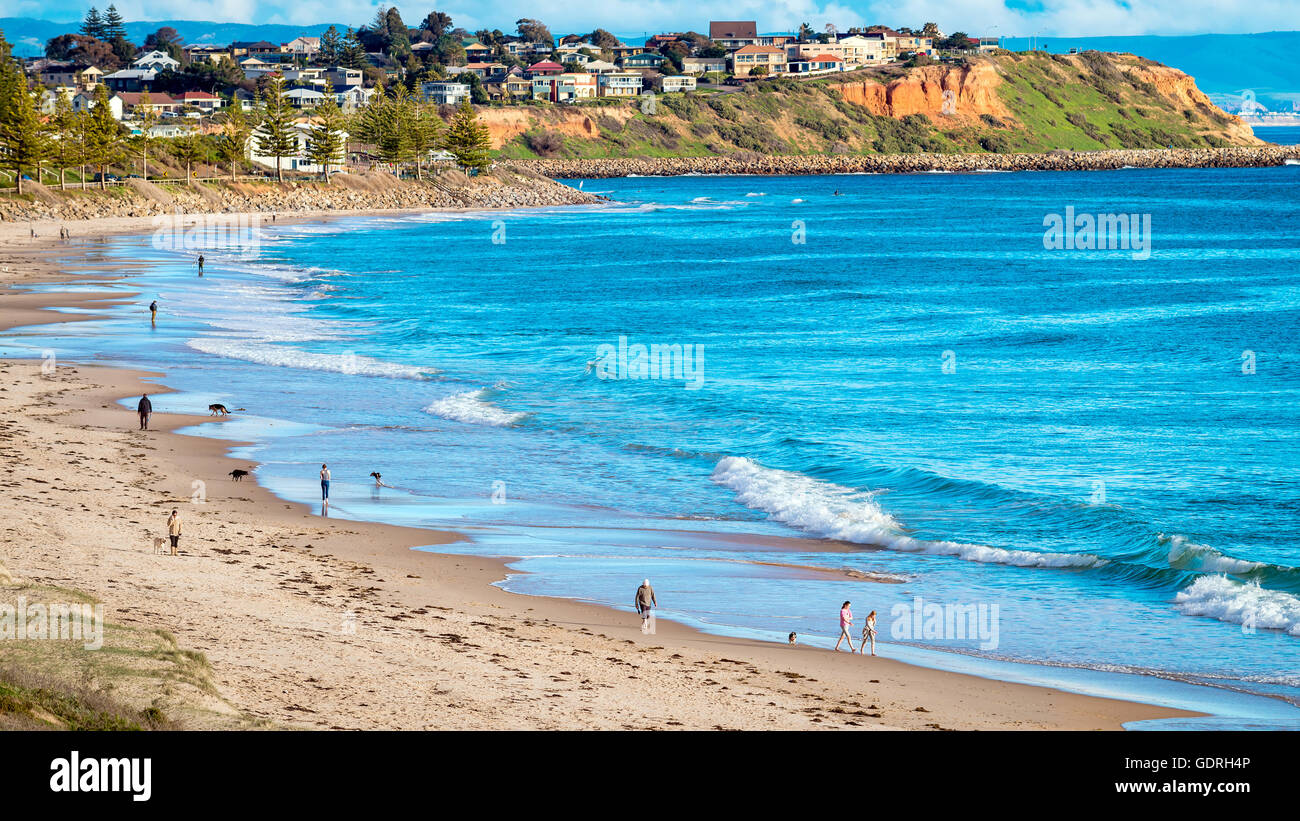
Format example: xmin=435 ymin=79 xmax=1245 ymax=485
xmin=830 ymin=62 xmax=1013 ymax=121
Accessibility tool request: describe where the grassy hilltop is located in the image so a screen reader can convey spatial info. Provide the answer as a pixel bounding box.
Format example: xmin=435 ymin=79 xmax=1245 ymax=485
xmin=489 ymin=51 xmax=1260 ymax=160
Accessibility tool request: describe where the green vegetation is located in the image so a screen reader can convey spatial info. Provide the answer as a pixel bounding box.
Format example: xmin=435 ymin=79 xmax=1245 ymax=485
xmin=0 ymin=581 xmax=239 ymax=730
xmin=495 ymin=51 xmax=1250 ymax=160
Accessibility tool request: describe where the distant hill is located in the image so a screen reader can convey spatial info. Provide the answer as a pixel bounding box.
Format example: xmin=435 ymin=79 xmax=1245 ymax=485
xmin=0 ymin=17 xmax=350 ymax=56
xmin=999 ymin=31 xmax=1300 ymax=110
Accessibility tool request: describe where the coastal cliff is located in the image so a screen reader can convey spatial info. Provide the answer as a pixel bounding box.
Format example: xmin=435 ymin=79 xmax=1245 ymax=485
xmin=491 ymin=51 xmax=1266 ymax=161
xmin=0 ymin=166 xmax=601 ymax=224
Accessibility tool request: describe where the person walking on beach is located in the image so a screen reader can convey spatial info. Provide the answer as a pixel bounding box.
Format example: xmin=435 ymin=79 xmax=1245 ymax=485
xmin=196 ymin=254 xmax=205 ymax=275
xmin=166 ymin=509 xmax=182 ymax=556
xmin=860 ymin=610 xmax=877 ymax=656
xmin=149 ymin=300 xmax=157 ymax=325
xmin=137 ymin=394 xmax=152 ymax=430
xmin=320 ymin=463 xmax=331 ymax=504
xmin=835 ymin=601 xmax=856 ymax=652
xmin=635 ymin=579 xmax=657 ymax=634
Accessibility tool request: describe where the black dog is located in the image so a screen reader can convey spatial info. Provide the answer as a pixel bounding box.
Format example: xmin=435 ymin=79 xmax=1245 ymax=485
xmin=209 ymin=404 xmax=230 ymax=415
xmin=229 ymin=469 xmax=250 ymax=481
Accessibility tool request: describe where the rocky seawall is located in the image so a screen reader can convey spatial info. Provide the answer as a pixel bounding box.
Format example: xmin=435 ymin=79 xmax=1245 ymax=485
xmin=514 ymin=146 xmax=1300 ymax=178
xmin=0 ymin=167 xmax=601 ymax=223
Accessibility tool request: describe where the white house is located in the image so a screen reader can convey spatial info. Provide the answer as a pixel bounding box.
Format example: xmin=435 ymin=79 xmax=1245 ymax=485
xmin=284 ymin=36 xmax=321 ymax=57
xmin=71 ymin=90 xmax=124 ymax=120
xmin=420 ymin=82 xmax=471 ymax=105
xmin=249 ymin=121 xmax=349 ymax=174
xmin=661 ymin=76 xmax=697 ymax=93
xmin=597 ymin=72 xmax=643 ymax=97
xmin=284 ymin=88 xmax=326 ymax=109
xmin=132 ymin=50 xmax=181 ymax=72
xmin=239 ymin=57 xmax=278 ymax=80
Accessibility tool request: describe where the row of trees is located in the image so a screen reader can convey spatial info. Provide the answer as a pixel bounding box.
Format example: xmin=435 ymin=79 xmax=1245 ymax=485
xmin=2 ymin=52 xmax=493 ymax=192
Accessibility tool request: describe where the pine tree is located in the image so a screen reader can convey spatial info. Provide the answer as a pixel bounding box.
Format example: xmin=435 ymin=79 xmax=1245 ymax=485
xmin=103 ymin=5 xmax=127 ymax=41
xmin=85 ymin=83 xmax=123 ymax=189
xmin=0 ymin=83 xmax=51 ymax=194
xmin=133 ymin=89 xmax=159 ymax=179
xmin=305 ymin=87 xmax=346 ymax=178
xmin=51 ymin=90 xmax=78 ymax=189
xmin=341 ymin=28 xmax=367 ymax=70
xmin=81 ymin=8 xmax=106 ymax=40
xmin=407 ymin=101 xmax=441 ymax=181
xmin=376 ymin=83 xmax=414 ymax=173
xmin=441 ymin=99 xmax=492 ymax=174
xmin=320 ymin=26 xmax=342 ymax=65
xmin=255 ymin=74 xmax=298 ymax=183
xmin=170 ymin=133 xmax=203 ymax=183
xmin=216 ymin=100 xmax=252 ymax=180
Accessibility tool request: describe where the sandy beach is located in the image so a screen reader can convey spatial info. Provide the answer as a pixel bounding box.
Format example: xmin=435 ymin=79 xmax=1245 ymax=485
xmin=0 ymin=219 xmax=1199 ymax=730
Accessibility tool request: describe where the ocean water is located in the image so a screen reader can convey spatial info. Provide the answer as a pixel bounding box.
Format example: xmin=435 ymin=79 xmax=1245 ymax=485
xmin=7 ymin=165 xmax=1300 ymax=723
xmin=1258 ymin=125 xmax=1300 ymax=146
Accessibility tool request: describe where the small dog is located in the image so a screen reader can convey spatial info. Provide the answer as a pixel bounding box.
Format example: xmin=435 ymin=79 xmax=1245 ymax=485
xmin=229 ymin=469 xmax=250 ymax=481
xmin=209 ymin=403 xmax=230 ymax=415
xmin=788 ymin=632 xmax=797 ymax=645
xmin=370 ymin=471 xmax=391 ymax=488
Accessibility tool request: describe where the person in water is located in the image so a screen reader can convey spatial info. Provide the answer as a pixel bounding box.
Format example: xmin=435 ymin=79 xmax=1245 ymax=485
xmin=149 ymin=300 xmax=157 ymax=324
xmin=196 ymin=254 xmax=205 ymax=275
xmin=320 ymin=463 xmax=331 ymax=503
xmin=137 ymin=394 xmax=152 ymax=430
xmin=860 ymin=610 xmax=877 ymax=656
xmin=835 ymin=601 xmax=856 ymax=652
xmin=635 ymin=579 xmax=657 ymax=634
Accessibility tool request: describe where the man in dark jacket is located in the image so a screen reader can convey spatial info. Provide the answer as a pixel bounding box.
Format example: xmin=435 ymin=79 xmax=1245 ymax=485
xmin=138 ymin=394 xmax=152 ymax=430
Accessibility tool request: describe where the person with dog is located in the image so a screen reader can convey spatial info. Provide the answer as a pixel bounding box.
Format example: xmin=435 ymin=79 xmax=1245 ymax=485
xmin=835 ymin=601 xmax=857 ymax=652
xmin=137 ymin=394 xmax=152 ymax=430
xmin=166 ymin=509 xmax=182 ymax=556
xmin=320 ymin=464 xmax=331 ymax=503
xmin=635 ymin=579 xmax=657 ymax=634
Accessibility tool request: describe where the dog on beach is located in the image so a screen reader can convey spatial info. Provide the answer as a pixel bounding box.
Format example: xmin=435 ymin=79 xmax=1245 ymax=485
xmin=229 ymin=469 xmax=250 ymax=481
xmin=209 ymin=404 xmax=230 ymax=415
xmin=788 ymin=632 xmax=797 ymax=645
xmin=370 ymin=471 xmax=392 ymax=488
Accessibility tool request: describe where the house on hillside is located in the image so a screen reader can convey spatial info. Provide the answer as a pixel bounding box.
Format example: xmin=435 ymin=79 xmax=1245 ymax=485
xmin=71 ymin=90 xmax=124 ymax=119
xmin=36 ymin=62 xmax=102 ymax=88
xmin=660 ymin=75 xmax=697 ymax=92
xmin=532 ymin=72 xmax=597 ymax=102
xmin=132 ymin=50 xmax=181 ymax=72
xmin=729 ymin=45 xmax=788 ymax=76
xmin=528 ymin=60 xmax=565 ymax=77
xmin=238 ymin=57 xmax=277 ymax=80
xmin=117 ymin=91 xmax=180 ymax=117
xmin=284 ymin=88 xmax=326 ymax=109
xmin=620 ymin=52 xmax=665 ymax=70
xmin=249 ymin=121 xmax=349 ymax=174
xmin=709 ymin=21 xmax=759 ymax=50
xmin=682 ymin=56 xmax=726 ymax=75
xmin=284 ymin=37 xmax=321 ymax=58
xmin=419 ymin=82 xmax=471 ymax=105
xmin=788 ymin=54 xmax=846 ymax=74
xmin=103 ymin=68 xmax=157 ymax=92
xmin=597 ymin=72 xmax=643 ymax=97
xmin=177 ymin=91 xmax=225 ymax=114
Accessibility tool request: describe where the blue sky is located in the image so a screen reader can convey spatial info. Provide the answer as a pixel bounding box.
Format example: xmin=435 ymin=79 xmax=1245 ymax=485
xmin=9 ymin=0 xmax=1297 ymax=37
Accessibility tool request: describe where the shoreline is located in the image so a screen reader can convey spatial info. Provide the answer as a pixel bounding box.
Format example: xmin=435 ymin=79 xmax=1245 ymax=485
xmin=513 ymin=145 xmax=1300 ymax=178
xmin=0 ymin=221 xmax=1204 ymax=730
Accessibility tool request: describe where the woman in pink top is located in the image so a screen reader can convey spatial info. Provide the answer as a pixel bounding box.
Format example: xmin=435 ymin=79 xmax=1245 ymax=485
xmin=835 ymin=601 xmax=856 ymax=652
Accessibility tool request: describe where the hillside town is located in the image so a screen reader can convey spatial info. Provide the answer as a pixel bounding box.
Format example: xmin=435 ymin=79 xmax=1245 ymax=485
xmin=0 ymin=6 xmax=1009 ymax=187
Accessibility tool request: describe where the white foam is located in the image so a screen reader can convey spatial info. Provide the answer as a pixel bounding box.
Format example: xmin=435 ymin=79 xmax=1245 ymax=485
xmin=187 ymin=338 xmax=435 ymax=380
xmin=1174 ymin=576 xmax=1300 ymax=636
xmin=711 ymin=456 xmax=1105 ymax=569
xmin=1162 ymin=533 xmax=1264 ymax=575
xmin=425 ymin=389 xmax=526 ymax=427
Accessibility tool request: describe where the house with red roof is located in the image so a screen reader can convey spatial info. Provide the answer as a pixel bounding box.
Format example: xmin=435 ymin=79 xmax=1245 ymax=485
xmin=176 ymin=91 xmax=225 ymax=114
xmin=527 ymin=60 xmax=565 ymax=77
